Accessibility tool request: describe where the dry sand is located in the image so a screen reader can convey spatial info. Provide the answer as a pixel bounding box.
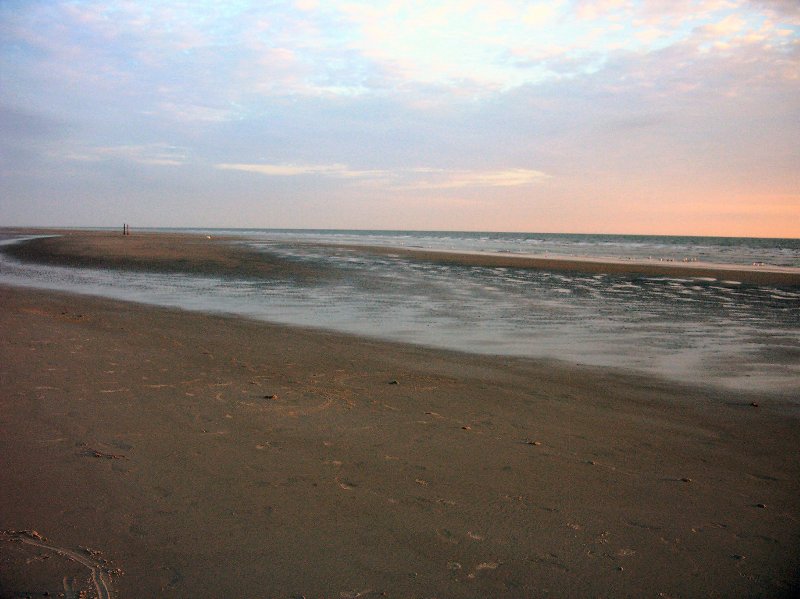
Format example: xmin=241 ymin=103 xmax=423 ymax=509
xmin=1 ymin=232 xmax=799 ymax=598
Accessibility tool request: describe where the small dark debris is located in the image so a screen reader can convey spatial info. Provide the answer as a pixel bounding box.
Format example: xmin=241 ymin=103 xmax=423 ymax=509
xmin=263 ymin=394 xmax=278 ymax=400
xmin=82 ymin=448 xmax=126 ymax=460
xmin=680 ymin=477 xmax=692 ymax=483
xmin=756 ymin=503 xmax=767 ymax=509
xmin=462 ymin=425 xmax=471 ymax=431
xmin=750 ymin=402 xmax=759 ymax=407
xmin=732 ymin=554 xmax=745 ymax=560
xmin=388 ymin=380 xmax=399 ymax=385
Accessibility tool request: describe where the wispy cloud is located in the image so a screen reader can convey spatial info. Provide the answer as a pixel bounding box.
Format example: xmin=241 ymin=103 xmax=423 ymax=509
xmin=216 ymin=162 xmax=391 ymax=179
xmin=216 ymin=162 xmax=549 ymax=189
xmin=62 ymin=143 xmax=188 ymax=166
xmin=405 ymin=168 xmax=550 ymax=189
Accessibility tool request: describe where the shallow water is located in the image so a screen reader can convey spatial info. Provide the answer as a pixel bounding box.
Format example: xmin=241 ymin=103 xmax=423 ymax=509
xmin=1 ymin=230 xmax=798 ymax=396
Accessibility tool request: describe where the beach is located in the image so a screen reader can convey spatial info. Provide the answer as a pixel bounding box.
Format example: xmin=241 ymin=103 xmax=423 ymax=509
xmin=1 ymin=232 xmax=799 ymax=598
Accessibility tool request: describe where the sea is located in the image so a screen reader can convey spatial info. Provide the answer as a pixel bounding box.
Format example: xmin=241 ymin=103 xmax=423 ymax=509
xmin=1 ymin=229 xmax=799 ymax=397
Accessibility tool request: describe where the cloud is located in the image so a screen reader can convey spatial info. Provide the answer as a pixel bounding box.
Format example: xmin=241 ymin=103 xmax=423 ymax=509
xmin=751 ymin=0 xmax=800 ymax=21
xmin=405 ymin=168 xmax=550 ymax=189
xmin=215 ymin=162 xmax=549 ymax=189
xmin=523 ymin=3 xmax=563 ymax=26
xmin=62 ymin=143 xmax=188 ymax=166
xmin=156 ymin=103 xmax=238 ymax=123
xmin=575 ymin=0 xmax=634 ymax=21
xmin=1 ymin=1 xmax=797 ymax=234
xmin=216 ymin=162 xmax=391 ymax=179
xmin=4 ymin=0 xmax=797 ymax=118
xmin=698 ymin=13 xmax=748 ymax=37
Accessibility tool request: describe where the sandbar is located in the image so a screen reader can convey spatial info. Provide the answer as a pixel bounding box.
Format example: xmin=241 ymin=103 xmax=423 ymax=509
xmin=329 ymin=243 xmax=800 ymax=287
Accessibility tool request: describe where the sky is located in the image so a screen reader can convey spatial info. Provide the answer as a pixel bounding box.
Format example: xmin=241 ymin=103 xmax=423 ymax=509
xmin=1 ymin=0 xmax=798 ymax=236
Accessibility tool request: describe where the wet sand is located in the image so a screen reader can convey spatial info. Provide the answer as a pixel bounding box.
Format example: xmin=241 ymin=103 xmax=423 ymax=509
xmin=1 ymin=232 xmax=799 ymax=597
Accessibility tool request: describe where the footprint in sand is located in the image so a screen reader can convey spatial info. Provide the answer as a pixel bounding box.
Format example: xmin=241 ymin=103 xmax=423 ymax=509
xmin=335 ymin=476 xmax=357 ymax=490
xmin=0 ymin=530 xmax=117 ymax=599
xmin=466 ymin=561 xmax=501 ymax=579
